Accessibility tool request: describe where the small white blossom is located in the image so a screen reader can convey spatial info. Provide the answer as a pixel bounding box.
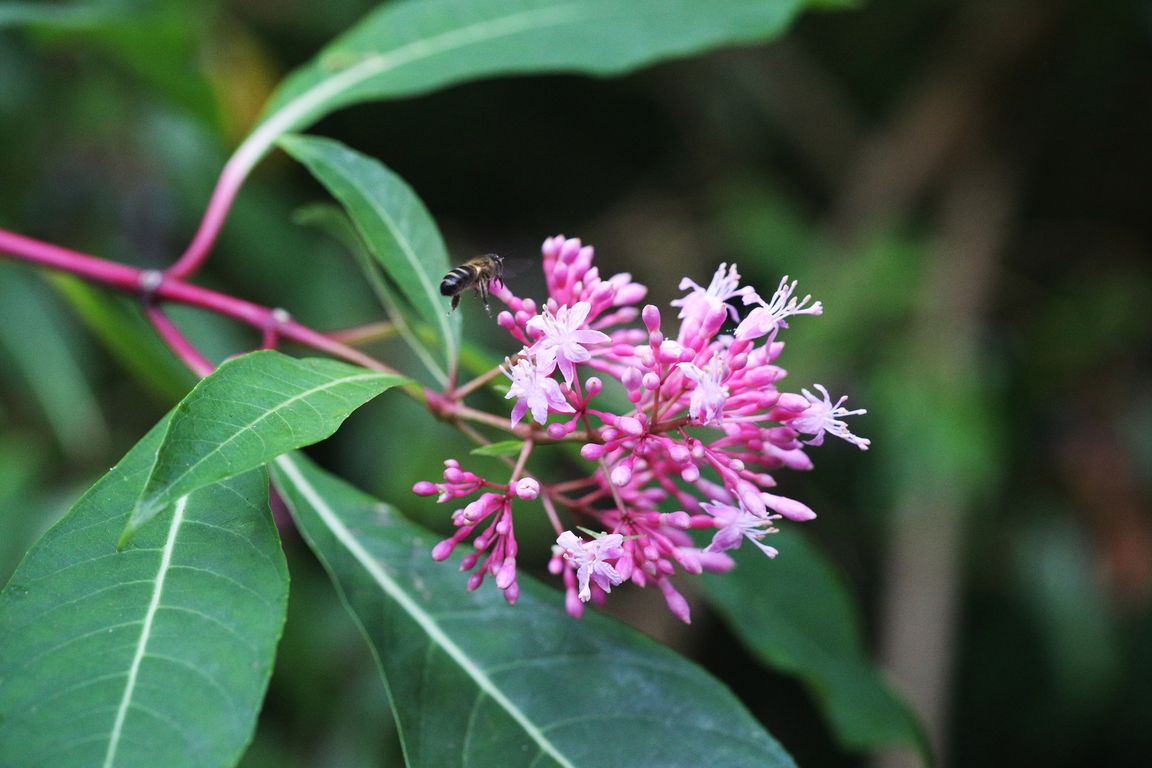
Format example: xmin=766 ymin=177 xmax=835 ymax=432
xmin=702 ymin=500 xmax=780 ymax=558
xmin=735 ymin=276 xmax=822 ymax=340
xmin=503 ymin=356 xmax=575 ymax=426
xmin=555 ymin=531 xmax=625 ymax=602
xmin=527 ymin=301 xmax=610 ymax=384
xmin=792 ymin=384 xmax=870 ymax=450
xmin=677 ymin=356 xmax=729 ymax=426
xmin=671 ymin=263 xmax=758 ymax=324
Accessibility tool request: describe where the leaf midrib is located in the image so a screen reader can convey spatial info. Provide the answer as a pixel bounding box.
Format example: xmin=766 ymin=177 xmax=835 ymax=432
xmin=274 ymin=454 xmax=575 ymax=768
xmin=142 ymin=371 xmax=388 ymax=509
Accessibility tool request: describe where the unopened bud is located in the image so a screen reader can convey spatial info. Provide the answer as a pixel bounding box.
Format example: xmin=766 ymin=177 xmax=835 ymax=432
xmin=515 ymin=477 xmax=540 ymax=500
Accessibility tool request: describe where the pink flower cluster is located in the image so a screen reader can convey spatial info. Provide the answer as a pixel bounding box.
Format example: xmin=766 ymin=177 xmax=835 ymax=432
xmin=415 ymin=235 xmax=868 ymax=622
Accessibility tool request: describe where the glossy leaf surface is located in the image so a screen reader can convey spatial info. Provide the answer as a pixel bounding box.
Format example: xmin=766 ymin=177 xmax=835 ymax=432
xmin=238 ymin=0 xmax=810 ymax=163
xmin=271 ymin=452 xmax=795 ymax=768
xmin=0 ymin=423 xmax=288 ymax=768
xmin=281 ymin=135 xmax=460 ymax=369
xmin=126 ymin=350 xmax=406 ymax=539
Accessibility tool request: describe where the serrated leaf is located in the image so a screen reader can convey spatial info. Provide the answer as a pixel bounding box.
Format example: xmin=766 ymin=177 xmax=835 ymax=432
xmin=700 ymin=528 xmax=930 ymax=760
xmin=271 ymin=452 xmax=795 ymax=768
xmin=125 ymin=350 xmax=407 ymax=541
xmin=0 ymin=420 xmax=288 ymax=768
xmin=232 ymin=0 xmax=811 ymax=168
xmin=280 ymin=135 xmax=460 ymax=370
xmin=470 ymin=439 xmax=525 ymax=457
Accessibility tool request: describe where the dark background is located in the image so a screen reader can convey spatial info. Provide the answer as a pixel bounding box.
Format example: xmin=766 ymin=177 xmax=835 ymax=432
xmin=1 ymin=1 xmax=1150 ymax=765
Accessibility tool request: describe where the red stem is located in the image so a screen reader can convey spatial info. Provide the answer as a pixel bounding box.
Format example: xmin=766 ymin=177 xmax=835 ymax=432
xmin=0 ymin=227 xmax=394 ymax=374
xmin=145 ymin=305 xmax=215 ymax=377
xmin=166 ymin=155 xmax=246 ymax=280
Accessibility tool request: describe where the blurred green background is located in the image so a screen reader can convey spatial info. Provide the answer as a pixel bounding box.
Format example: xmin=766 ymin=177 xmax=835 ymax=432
xmin=2 ymin=0 xmax=1150 ymax=766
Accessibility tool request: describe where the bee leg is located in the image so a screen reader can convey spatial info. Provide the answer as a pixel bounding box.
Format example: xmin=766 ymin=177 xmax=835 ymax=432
xmin=450 ymin=294 xmax=461 ymax=312
xmin=478 ymin=282 xmax=492 ymax=316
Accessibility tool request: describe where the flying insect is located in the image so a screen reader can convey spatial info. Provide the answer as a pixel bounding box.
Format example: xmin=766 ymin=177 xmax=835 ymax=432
xmin=440 ymin=253 xmax=504 ymax=314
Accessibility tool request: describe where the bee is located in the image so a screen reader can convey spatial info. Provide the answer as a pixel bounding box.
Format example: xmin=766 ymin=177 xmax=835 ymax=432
xmin=440 ymin=253 xmax=504 ymax=314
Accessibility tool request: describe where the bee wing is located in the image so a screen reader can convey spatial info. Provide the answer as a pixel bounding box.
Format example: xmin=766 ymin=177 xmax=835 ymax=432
xmin=496 ymin=257 xmax=533 ymax=284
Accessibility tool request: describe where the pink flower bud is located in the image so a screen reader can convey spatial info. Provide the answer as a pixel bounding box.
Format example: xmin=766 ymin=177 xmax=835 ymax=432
xmin=565 ymin=588 xmax=585 ymax=618
xmin=775 ymin=392 xmax=810 ymax=412
xmin=497 ymin=311 xmax=516 ymax=329
xmin=496 ymin=556 xmax=517 ymax=589
xmin=611 ymin=463 xmax=632 ymax=486
xmin=622 ymin=366 xmax=642 ymax=391
xmin=617 ymin=416 xmax=644 ymax=436
xmin=585 ymin=377 xmax=603 ymax=395
xmin=431 ymin=539 xmax=456 ymax=561
xmin=765 ymin=493 xmax=817 ymax=521
xmin=412 ymin=481 xmax=438 ymax=496
xmin=642 ymin=371 xmax=661 ymax=390
xmin=658 ymin=340 xmax=684 ymax=363
xmin=503 ymin=581 xmax=520 ymax=605
xmin=614 ymin=283 xmax=648 ymax=305
xmin=515 ymin=478 xmax=540 ymax=500
xmin=466 ymin=570 xmax=486 ymax=591
xmin=658 ymin=579 xmax=692 ymax=624
xmin=581 ymin=443 xmax=605 ymax=460
xmin=642 ymin=304 xmax=661 ymax=332
xmin=681 ymin=465 xmax=700 ymax=482
xmin=547 ymin=422 xmax=568 ymax=440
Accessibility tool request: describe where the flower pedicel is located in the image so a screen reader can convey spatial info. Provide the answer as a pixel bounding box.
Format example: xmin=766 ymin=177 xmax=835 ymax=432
xmin=414 ymin=235 xmax=868 ymax=622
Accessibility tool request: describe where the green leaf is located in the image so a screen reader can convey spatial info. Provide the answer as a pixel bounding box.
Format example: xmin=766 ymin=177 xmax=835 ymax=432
xmin=700 ymin=528 xmax=929 ymax=759
xmin=470 ymin=439 xmax=525 ymax=457
xmin=125 ymin=350 xmax=407 ymax=542
xmin=281 ymin=136 xmax=460 ymax=372
xmin=234 ymin=0 xmax=811 ymax=168
xmin=271 ymin=453 xmax=795 ymax=768
xmin=0 ymin=420 xmax=289 ymax=768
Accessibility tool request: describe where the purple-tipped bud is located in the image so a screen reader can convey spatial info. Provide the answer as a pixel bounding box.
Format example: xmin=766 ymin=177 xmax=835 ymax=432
xmin=658 ymin=340 xmax=685 ymax=364
xmin=765 ymin=493 xmax=817 ymax=521
xmin=642 ymin=304 xmax=661 ymax=332
xmin=614 ymin=283 xmax=648 ymax=305
xmin=466 ymin=570 xmax=486 ymax=592
xmin=566 ymin=589 xmax=585 ymax=618
xmin=658 ymin=579 xmax=692 ymax=624
xmin=496 ymin=556 xmax=517 ymax=589
xmin=412 ymin=481 xmax=438 ymax=496
xmin=503 ymin=581 xmax=520 ymax=605
xmin=431 ymin=539 xmax=456 ymax=561
xmin=622 ymin=366 xmax=642 ymax=391
xmin=618 ymin=416 xmax=644 ymax=436
xmin=515 ymin=477 xmax=540 ymax=500
xmin=581 ymin=443 xmax=605 ymax=460
xmin=459 ymin=552 xmax=480 ymax=571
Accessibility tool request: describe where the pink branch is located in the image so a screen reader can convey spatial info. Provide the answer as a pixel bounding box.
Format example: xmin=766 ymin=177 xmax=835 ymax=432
xmin=0 ymin=227 xmax=396 ymax=375
xmin=145 ymin=305 xmax=215 ymax=377
xmin=165 ymin=154 xmax=248 ymax=280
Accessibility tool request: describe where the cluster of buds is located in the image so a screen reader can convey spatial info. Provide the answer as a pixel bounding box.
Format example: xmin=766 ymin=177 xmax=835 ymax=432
xmin=415 ymin=235 xmax=868 ymax=622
